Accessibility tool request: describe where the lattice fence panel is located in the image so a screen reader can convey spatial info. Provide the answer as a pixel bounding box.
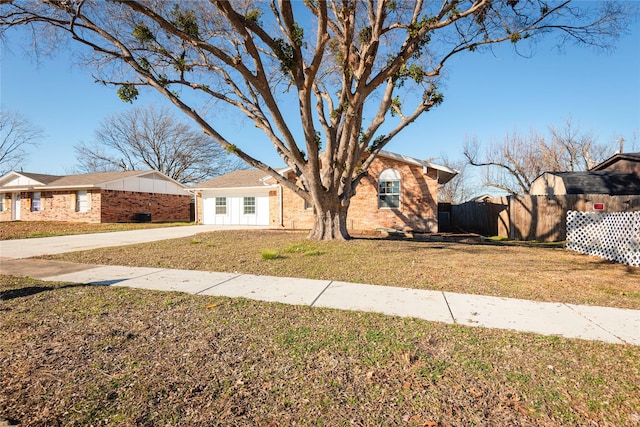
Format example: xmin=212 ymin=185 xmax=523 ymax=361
xmin=566 ymin=210 xmax=640 ymax=267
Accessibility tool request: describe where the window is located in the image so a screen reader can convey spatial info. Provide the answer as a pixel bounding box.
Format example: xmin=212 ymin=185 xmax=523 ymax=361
xmin=304 ymin=199 xmax=312 ymax=210
xmin=215 ymin=197 xmax=227 ymax=215
xmin=31 ymin=192 xmax=41 ymax=212
xmin=76 ymin=190 xmax=90 ymax=212
xmin=378 ymin=169 xmax=401 ymax=209
xmin=0 ymin=193 xmax=4 ymax=212
xmin=243 ymin=196 xmax=256 ymax=215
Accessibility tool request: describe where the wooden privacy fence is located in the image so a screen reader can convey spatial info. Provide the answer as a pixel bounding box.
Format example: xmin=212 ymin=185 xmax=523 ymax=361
xmin=566 ymin=211 xmax=640 ymax=267
xmin=451 ymin=194 xmax=640 ymax=242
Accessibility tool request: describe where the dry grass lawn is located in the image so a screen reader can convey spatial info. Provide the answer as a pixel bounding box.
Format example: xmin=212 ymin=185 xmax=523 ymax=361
xmin=1 ymin=275 xmax=639 ymax=426
xmin=0 ymin=221 xmax=191 ymax=240
xmin=2 ymin=222 xmax=639 ymax=425
xmin=37 ymin=228 xmax=640 ymax=310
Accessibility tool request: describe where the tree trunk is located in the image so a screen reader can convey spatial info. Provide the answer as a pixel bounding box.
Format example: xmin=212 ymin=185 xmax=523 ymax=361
xmin=307 ymin=200 xmax=351 ymax=241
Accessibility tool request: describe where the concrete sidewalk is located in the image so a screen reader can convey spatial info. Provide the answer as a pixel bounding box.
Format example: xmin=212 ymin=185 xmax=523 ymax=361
xmin=1 ymin=226 xmax=639 ymax=346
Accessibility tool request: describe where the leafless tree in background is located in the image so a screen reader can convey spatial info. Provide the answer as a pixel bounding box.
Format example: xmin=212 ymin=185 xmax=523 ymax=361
xmin=437 ymin=155 xmax=478 ymax=204
xmin=0 ymin=110 xmax=42 ymax=175
xmin=464 ymin=118 xmax=616 ymax=194
xmin=75 ymin=105 xmax=242 ymax=184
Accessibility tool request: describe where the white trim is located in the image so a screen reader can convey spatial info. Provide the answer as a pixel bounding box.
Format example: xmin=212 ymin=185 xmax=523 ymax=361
xmin=190 ymin=184 xmax=277 ymax=191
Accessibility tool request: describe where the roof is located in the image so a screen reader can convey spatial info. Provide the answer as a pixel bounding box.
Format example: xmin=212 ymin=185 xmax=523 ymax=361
xmin=192 ymin=169 xmax=276 ymax=189
xmin=16 ymin=172 xmax=62 ymax=185
xmin=541 ymin=171 xmax=640 ymax=195
xmin=591 ymin=152 xmax=640 ymax=171
xmin=377 ymin=151 xmax=459 ymax=184
xmin=0 ymin=170 xmax=186 ymax=190
xmin=191 ymin=150 xmax=459 ymax=190
xmin=46 ymin=170 xmax=151 ymax=187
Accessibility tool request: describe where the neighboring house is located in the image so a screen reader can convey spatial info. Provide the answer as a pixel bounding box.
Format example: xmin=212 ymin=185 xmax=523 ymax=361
xmin=468 ymin=194 xmax=494 ymax=203
xmin=0 ymin=170 xmax=191 ymax=223
xmin=191 ymin=150 xmax=458 ymax=233
xmin=590 ymin=152 xmax=640 ymax=175
xmin=529 ymin=171 xmax=640 ymax=196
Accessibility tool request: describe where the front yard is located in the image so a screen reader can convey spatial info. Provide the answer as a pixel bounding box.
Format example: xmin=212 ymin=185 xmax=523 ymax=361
xmin=2 ymin=222 xmax=639 ymax=425
xmin=38 ymin=228 xmax=640 ymax=310
xmin=1 ymin=275 xmax=639 ymax=426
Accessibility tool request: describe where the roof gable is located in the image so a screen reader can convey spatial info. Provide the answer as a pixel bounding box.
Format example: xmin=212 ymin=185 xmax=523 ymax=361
xmin=377 ymin=151 xmax=458 ymax=184
xmin=0 ymin=171 xmax=61 ymax=188
xmin=591 ymin=152 xmax=640 ymax=171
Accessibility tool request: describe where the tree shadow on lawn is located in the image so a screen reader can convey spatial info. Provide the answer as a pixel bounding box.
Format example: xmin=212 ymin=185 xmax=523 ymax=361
xmin=0 ymin=282 xmax=99 ymax=301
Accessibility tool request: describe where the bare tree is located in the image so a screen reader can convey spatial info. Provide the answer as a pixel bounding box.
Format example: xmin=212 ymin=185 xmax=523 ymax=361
xmin=0 ymin=110 xmax=42 ymax=175
xmin=0 ymin=1 xmax=632 ymax=239
xmin=543 ymin=117 xmax=609 ymax=171
xmin=464 ymin=119 xmax=616 ymax=194
xmin=437 ymin=155 xmax=477 ymax=204
xmin=74 ymin=105 xmax=241 ymax=184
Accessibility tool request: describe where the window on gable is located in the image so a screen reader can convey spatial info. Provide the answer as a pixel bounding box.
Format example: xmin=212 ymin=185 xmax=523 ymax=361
xmin=215 ymin=197 xmax=227 ymax=215
xmin=31 ymin=192 xmax=42 ymax=212
xmin=378 ymin=169 xmax=401 ymax=209
xmin=243 ymin=196 xmax=256 ymax=215
xmin=76 ymin=190 xmax=90 ymax=212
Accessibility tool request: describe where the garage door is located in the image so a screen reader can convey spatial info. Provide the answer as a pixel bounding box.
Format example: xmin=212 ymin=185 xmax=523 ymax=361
xmin=202 ymin=194 xmax=269 ymax=225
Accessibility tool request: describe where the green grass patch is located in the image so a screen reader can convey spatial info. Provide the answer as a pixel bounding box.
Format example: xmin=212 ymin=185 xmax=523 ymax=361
xmin=284 ymin=243 xmax=316 ymax=253
xmin=260 ymin=249 xmax=281 ymax=260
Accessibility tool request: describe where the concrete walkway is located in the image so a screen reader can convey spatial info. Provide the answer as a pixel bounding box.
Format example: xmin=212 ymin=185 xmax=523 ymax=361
xmin=1 ymin=225 xmax=639 ymax=346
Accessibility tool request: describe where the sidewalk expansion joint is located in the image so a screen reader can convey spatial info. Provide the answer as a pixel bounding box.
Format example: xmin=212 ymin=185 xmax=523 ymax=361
xmin=194 ymin=274 xmax=242 ymax=295
xmin=309 ymin=281 xmax=334 ymax=307
xmin=563 ymin=303 xmax=627 ymax=345
xmin=441 ymin=291 xmax=457 ymax=324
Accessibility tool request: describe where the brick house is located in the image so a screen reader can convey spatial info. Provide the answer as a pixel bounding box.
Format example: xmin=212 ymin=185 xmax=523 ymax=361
xmin=0 ymin=170 xmax=191 ymax=223
xmin=192 ymin=151 xmax=457 ymax=233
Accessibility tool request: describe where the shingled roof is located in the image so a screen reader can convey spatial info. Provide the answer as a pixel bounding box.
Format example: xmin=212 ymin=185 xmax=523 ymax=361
xmin=0 ymin=170 xmax=185 ymax=190
xmin=542 ymin=171 xmax=640 ymax=195
xmin=192 ymin=169 xmax=276 ymax=189
xmin=16 ymin=172 xmax=62 ymax=185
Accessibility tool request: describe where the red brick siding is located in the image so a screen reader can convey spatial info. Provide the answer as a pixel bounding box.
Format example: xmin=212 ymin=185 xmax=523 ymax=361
xmin=195 ymin=193 xmax=204 ymax=224
xmin=3 ymin=190 xmax=102 ymax=223
xmin=268 ymin=189 xmax=282 ymax=227
xmin=0 ymin=189 xmax=190 ymax=223
xmin=0 ymin=194 xmax=14 ymax=222
xmin=100 ymin=189 xmax=191 ymax=223
xmin=280 ymin=157 xmax=439 ymax=232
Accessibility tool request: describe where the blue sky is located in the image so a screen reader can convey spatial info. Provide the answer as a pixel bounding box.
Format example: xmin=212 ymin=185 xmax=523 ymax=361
xmin=1 ymin=8 xmax=639 ymax=195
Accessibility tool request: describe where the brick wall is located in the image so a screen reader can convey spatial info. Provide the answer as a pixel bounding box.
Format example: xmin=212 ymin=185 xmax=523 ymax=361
xmin=0 ymin=189 xmax=190 ymax=223
xmin=195 ymin=193 xmax=204 ymax=224
xmin=279 ymin=157 xmax=439 ymax=233
xmin=5 ymin=190 xmax=102 ymax=223
xmin=100 ymin=189 xmax=191 ymax=223
xmin=0 ymin=194 xmax=14 ymax=222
